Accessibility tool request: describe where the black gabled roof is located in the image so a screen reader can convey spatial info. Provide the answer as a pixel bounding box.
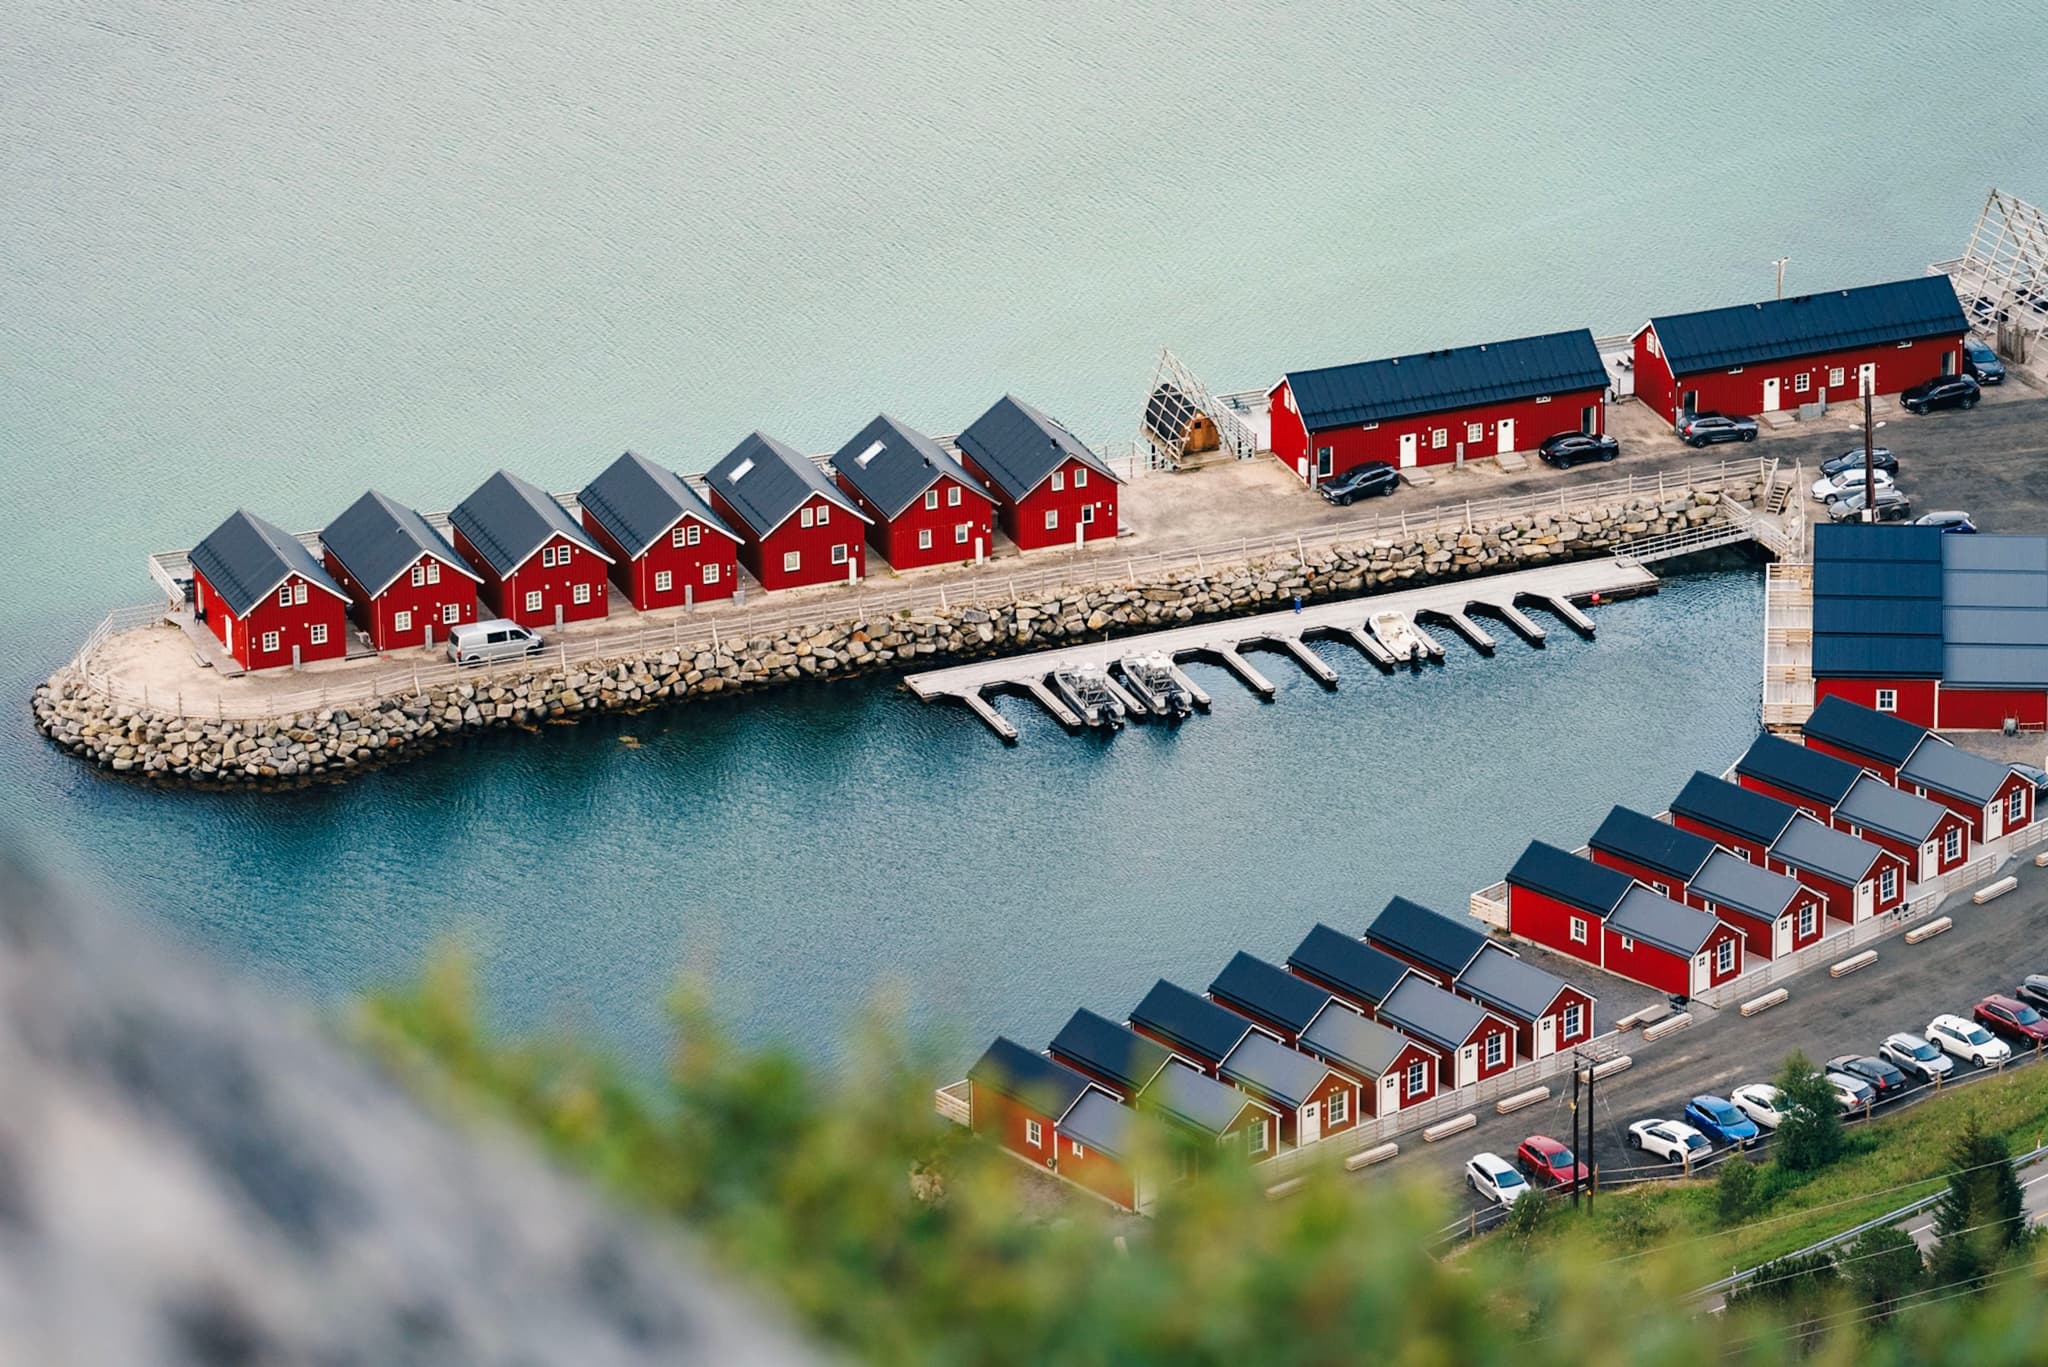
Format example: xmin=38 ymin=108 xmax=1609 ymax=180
xmin=1048 ymin=1009 xmax=1172 ymax=1095
xmin=1588 ymin=806 xmax=1717 ymax=884
xmin=1455 ymin=943 xmax=1583 ymax=1022
xmin=955 ymin=395 xmax=1118 ymax=501
xmin=577 ymin=451 xmax=737 ymax=560
xmin=1771 ymin=813 xmax=1887 ymax=884
xmin=966 ymin=1037 xmax=1094 ymax=1120
xmin=1219 ymin=1033 xmax=1336 ymax=1112
xmin=1671 ymin=772 xmax=1799 ymax=847
xmin=1735 ymin=732 xmax=1865 ymax=807
xmin=1129 ymin=980 xmax=1258 ymax=1064
xmin=321 ymin=490 xmax=480 ymax=600
xmin=1900 ymin=738 xmax=2015 ymax=806
xmin=1208 ymin=952 xmax=1331 ymax=1036
xmin=1507 ymin=840 xmax=1633 ymax=917
xmin=1139 ymin=1061 xmax=1268 ymax=1139
xmin=1280 ymin=329 xmax=1607 ymax=433
xmin=190 ymin=509 xmax=351 ymax=617
xmin=828 ymin=414 xmax=991 ymax=520
xmin=1364 ymin=897 xmax=1490 ymax=980
xmin=1647 ymin=276 xmax=1967 ymax=377
xmin=704 ymin=431 xmax=867 ymax=537
xmin=448 ymin=470 xmax=608 ymax=577
xmin=1801 ymin=695 xmax=1931 ymax=768
xmin=1287 ymin=924 xmax=1413 ymax=1007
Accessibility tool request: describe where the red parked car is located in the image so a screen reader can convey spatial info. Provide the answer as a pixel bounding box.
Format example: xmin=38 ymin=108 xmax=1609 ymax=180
xmin=1517 ymin=1134 xmax=1589 ymax=1188
xmin=1974 ymin=995 xmax=2048 ymax=1047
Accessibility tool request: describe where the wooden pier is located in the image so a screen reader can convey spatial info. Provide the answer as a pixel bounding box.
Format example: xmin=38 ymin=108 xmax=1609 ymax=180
xmin=906 ymin=557 xmax=1661 ymax=741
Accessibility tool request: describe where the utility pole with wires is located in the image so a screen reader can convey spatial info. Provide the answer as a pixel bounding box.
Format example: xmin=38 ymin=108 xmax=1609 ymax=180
xmin=1572 ymin=1060 xmax=1584 ymax=1210
xmin=1863 ymin=390 xmax=1879 ymax=522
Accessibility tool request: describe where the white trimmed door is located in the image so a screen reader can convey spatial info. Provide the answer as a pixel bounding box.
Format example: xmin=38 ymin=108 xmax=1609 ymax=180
xmin=1399 ymin=433 xmax=1418 ymax=468
xmin=1496 ymin=418 xmax=1515 ymax=454
xmin=1763 ymin=376 xmax=1782 ymax=411
xmin=1536 ymin=1014 xmax=1556 ymax=1059
xmin=1300 ymin=1101 xmax=1321 ymax=1146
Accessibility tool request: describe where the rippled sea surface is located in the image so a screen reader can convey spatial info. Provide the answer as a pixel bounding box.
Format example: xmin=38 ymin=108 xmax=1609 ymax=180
xmin=4 ymin=3 xmax=2040 ymax=1061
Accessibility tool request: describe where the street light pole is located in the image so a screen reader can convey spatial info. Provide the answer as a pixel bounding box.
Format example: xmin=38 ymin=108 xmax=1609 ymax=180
xmin=1863 ymin=390 xmax=1878 ymax=522
xmin=1772 ymin=257 xmax=1790 ymax=300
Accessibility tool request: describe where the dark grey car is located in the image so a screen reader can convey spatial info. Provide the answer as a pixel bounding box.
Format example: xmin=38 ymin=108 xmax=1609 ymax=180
xmin=1678 ymin=413 xmax=1759 ymax=447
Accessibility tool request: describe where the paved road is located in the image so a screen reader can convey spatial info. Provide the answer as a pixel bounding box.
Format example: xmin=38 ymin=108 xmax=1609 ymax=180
xmin=1901 ymin=1158 xmax=2048 ymax=1250
xmin=1429 ymin=845 xmax=2048 ymax=1222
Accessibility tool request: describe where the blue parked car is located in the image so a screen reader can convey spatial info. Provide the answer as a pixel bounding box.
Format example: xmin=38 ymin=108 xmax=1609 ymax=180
xmin=1685 ymin=1094 xmax=1761 ymax=1148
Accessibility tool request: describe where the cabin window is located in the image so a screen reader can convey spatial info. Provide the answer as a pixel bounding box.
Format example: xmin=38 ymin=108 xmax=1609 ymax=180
xmin=394 ymin=611 xmax=412 ymax=634
xmin=442 ymin=603 xmax=461 ymax=624
xmin=1896 ymin=340 xmax=1913 ymax=349
xmin=654 ymin=571 xmax=672 ymax=593
xmin=924 ymin=489 xmax=939 ymax=511
xmin=816 ymin=504 xmax=829 ymax=525
xmin=783 ymin=551 xmax=801 ymax=574
xmin=1326 ymin=1091 xmax=1348 ymax=1125
xmin=955 ymin=524 xmax=971 ymax=544
xmin=525 ymin=591 xmax=543 ymax=613
xmin=1533 ymin=395 xmax=1552 ymax=405
xmin=1563 ymin=1003 xmax=1583 ymax=1039
xmin=1569 ymin=918 xmax=1587 ymax=945
xmin=1619 ymin=935 xmax=1635 ymax=952
xmin=831 ymin=544 xmax=850 ymax=566
xmin=1829 ymin=367 xmax=1846 ymax=387
xmin=1484 ymin=1034 xmax=1504 ymax=1068
xmin=1081 ymin=505 xmax=1096 ymax=525
xmin=703 ymin=563 xmax=720 ymax=584
xmin=1074 ymin=468 xmax=1088 ymax=488
xmin=572 ymin=583 xmax=591 ymax=605
xmin=2011 ymin=790 xmax=2028 ymax=823
xmin=1245 ymin=1122 xmax=1268 ymax=1156
xmin=278 ymin=585 xmax=292 ymax=608
xmin=1653 ymin=880 xmax=1669 ymax=896
xmin=1070 ymin=1141 xmax=1085 ymax=1160
xmin=1646 ymin=331 xmax=1660 ymax=358
xmin=800 ymin=508 xmax=814 ymax=529
xmin=1431 ymin=428 xmax=1448 ymax=450
xmin=918 ymin=529 xmax=933 ymax=550
xmin=687 ymin=524 xmax=702 ymax=546
xmin=947 ymin=486 xmax=962 ymax=507
xmin=1879 ymin=867 xmax=1898 ymax=901
xmin=1051 ymin=471 xmax=1065 ymax=492
xmin=1044 ymin=510 xmax=1059 ymax=530
xmin=1944 ymin=827 xmax=1961 ymax=860
xmin=1358 ymin=421 xmax=1378 ymax=431
xmin=1727 ymin=367 xmax=1744 ymax=375
xmin=1405 ymin=1061 xmax=1426 ymax=1097
xmin=1716 ymin=940 xmax=1735 ymax=974
xmin=261 ymin=631 xmax=279 ymax=653
xmin=540 ymin=547 xmax=556 ymax=569
xmin=1025 ymin=1119 xmax=1042 ymax=1149
xmin=309 ymin=623 xmax=327 ymax=646
xmin=1798 ymin=905 xmax=1816 ymax=938
xmin=1794 ymin=373 xmax=1811 ymax=394
xmin=411 ymin=565 xmax=426 ymax=588
xmin=1875 ymin=689 xmax=1897 ymax=712
xmin=1466 ymin=422 xmax=1484 ymax=443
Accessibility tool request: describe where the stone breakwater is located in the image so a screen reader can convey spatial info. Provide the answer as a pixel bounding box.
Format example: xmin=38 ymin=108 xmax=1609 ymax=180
xmin=32 ymin=484 xmax=1754 ymax=785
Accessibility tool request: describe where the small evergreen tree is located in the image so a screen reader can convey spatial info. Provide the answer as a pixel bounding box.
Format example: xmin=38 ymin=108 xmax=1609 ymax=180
xmin=1729 ymin=1249 xmax=1840 ymax=1309
xmin=1772 ymin=1051 xmax=1845 ymax=1173
xmin=1715 ymin=1154 xmax=1761 ymax=1225
xmin=1928 ymin=1117 xmax=2027 ymax=1288
xmin=1842 ymin=1224 xmax=1922 ymax=1319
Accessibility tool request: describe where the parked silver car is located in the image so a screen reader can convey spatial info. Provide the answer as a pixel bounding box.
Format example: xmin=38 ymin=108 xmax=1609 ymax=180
xmin=448 ymin=619 xmax=545 ymax=665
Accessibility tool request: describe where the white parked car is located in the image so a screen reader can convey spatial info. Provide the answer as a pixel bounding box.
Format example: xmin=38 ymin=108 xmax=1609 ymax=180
xmin=1927 ymin=1013 xmax=2013 ymax=1067
xmin=1731 ymin=1083 xmax=1790 ymax=1130
xmin=1466 ymin=1151 xmax=1531 ymax=1206
xmin=1825 ymin=1072 xmax=1875 ymax=1112
xmin=1881 ymin=1032 xmax=1955 ymax=1082
xmin=1627 ymin=1119 xmax=1710 ymax=1164
xmin=1812 ymin=467 xmax=1896 ymax=503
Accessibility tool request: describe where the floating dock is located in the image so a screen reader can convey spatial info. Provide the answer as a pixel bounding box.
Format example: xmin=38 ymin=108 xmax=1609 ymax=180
xmin=906 ymin=557 xmax=1660 ymax=741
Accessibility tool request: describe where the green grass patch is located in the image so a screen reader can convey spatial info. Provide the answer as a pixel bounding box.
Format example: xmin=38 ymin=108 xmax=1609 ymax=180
xmin=1549 ymin=1062 xmax=2048 ymax=1276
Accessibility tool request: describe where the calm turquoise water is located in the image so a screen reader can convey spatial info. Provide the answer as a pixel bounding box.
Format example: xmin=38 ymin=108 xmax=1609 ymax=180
xmin=4 ymin=3 xmax=2040 ymax=1059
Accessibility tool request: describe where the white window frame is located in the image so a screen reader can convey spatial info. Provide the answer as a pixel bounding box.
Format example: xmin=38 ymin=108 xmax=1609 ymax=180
xmin=1431 ymin=428 xmax=1448 ymax=449
xmin=1070 ymin=1141 xmax=1085 ymax=1160
xmin=816 ymin=504 xmax=829 ymax=525
xmin=1405 ymin=1060 xmax=1426 ymax=1098
xmin=1793 ymin=372 xmax=1811 ymax=394
xmin=1798 ymin=904 xmax=1816 ymax=938
xmin=1896 ymin=339 xmax=1913 ymax=349
xmin=572 ymin=582 xmax=591 ymax=605
xmin=917 ymin=528 xmax=932 ymax=550
xmin=2010 ymin=789 xmax=2027 ymax=823
xmin=1727 ymin=366 xmax=1744 ymax=375
xmin=1829 ymin=366 xmax=1846 ymax=387
xmin=1073 ymin=468 xmax=1088 ymax=488
xmin=1484 ymin=1033 xmax=1504 ymax=1069
xmin=1025 ymin=1118 xmax=1042 ymax=1149
xmin=261 ymin=630 xmax=280 ymax=653
xmin=924 ymin=489 xmax=939 ymax=511
xmin=1245 ymin=1121 xmax=1268 ymax=1156
xmin=1569 ymin=918 xmax=1587 ymax=945
xmin=1044 ymin=510 xmax=1059 ymax=530
xmin=1051 ymin=470 xmax=1065 ymax=492
xmin=442 ymin=603 xmax=461 ymax=624
xmin=309 ymin=622 xmax=328 ymax=646
xmin=800 ymin=507 xmax=814 ymax=529
xmin=1944 ymin=827 xmax=1961 ymax=860
xmin=1466 ymin=422 xmax=1484 ymax=443
xmin=782 ymin=551 xmax=801 ymax=574
xmin=1879 ymin=867 xmax=1898 ymax=901
xmin=830 ymin=544 xmax=850 ymax=566
xmin=702 ymin=563 xmax=720 ymax=585
xmin=524 ymin=590 xmax=543 ymax=613
xmin=411 ymin=564 xmax=427 ymax=588
xmin=947 ymin=485 xmax=961 ymax=507
xmin=654 ymin=570 xmax=672 ymax=593
xmin=295 ymin=582 xmax=308 ymax=605
xmin=955 ymin=524 xmax=970 ymax=544
xmin=1326 ymin=1090 xmax=1347 ymax=1126
xmin=1875 ymin=689 xmax=1897 ymax=712
xmin=540 ymin=547 xmax=556 ymax=569
xmin=1080 ymin=505 xmax=1095 ymax=525
xmin=1716 ymin=939 xmax=1734 ymax=974
xmin=1562 ymin=1003 xmax=1582 ymax=1039
xmin=278 ymin=584 xmax=293 ymax=608
xmin=1619 ymin=935 xmax=1635 ymax=952
xmin=393 ymin=610 xmax=412 ymax=634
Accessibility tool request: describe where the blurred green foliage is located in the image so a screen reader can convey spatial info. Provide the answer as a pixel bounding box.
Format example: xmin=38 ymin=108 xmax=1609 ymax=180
xmin=357 ymin=953 xmax=2048 ymax=1365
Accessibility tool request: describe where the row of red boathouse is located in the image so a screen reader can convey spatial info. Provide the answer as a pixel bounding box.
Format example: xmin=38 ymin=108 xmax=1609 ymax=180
xmin=188 ymin=396 xmax=1122 ymax=671
xmin=967 ymin=697 xmax=2033 ymax=1210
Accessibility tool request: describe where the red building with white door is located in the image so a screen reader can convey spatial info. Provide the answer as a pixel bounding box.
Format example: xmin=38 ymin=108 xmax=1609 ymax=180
xmin=1630 ymin=276 xmax=1967 ymax=426
xmin=577 ymin=450 xmax=740 ymax=610
xmin=1833 ymin=773 xmax=1973 ymax=883
xmin=1587 ymin=805 xmax=1717 ymax=901
xmin=1684 ymin=850 xmax=1827 ymax=961
xmin=829 ymin=414 xmax=996 ymax=570
xmin=190 ymin=508 xmax=353 ymax=672
xmin=448 ymin=470 xmax=614 ymax=629
xmin=1294 ymin=1004 xmax=1439 ymax=1116
xmin=320 ymin=489 xmax=482 ymax=651
xmin=704 ymin=432 xmax=870 ymax=591
xmin=1601 ymin=886 xmax=1746 ymax=997
xmin=1453 ymin=943 xmax=1596 ymax=1061
xmin=965 ymin=1037 xmax=1106 ymax=1175
xmin=1504 ymin=840 xmax=1636 ymax=973
xmin=1767 ymin=814 xmax=1909 ymax=924
xmin=955 ymin=395 xmax=1121 ymax=551
xmin=1267 ymin=329 xmax=1609 ymax=484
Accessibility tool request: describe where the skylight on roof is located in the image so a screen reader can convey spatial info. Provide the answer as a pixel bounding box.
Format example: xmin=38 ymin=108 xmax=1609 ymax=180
xmin=855 ymin=440 xmax=885 ymax=468
xmin=731 ymin=458 xmax=755 ymax=480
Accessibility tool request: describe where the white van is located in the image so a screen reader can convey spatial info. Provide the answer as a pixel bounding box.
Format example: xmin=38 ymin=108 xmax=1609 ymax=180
xmin=447 ymin=619 xmax=545 ymax=666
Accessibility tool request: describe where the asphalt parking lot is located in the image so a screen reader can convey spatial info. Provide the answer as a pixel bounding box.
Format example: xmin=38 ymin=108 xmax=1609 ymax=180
xmin=1428 ymin=841 xmax=2048 ymax=1220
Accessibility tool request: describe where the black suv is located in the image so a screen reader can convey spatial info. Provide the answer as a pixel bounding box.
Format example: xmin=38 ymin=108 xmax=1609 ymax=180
xmin=1964 ymin=340 xmax=2006 ymax=385
xmin=1818 ymin=446 xmax=1897 ymax=478
xmin=1901 ymin=374 xmax=1979 ymax=415
xmin=1677 ymin=413 xmax=1759 ymax=447
xmin=1318 ymin=462 xmax=1399 ymax=505
xmin=1827 ymin=488 xmax=1914 ymax=523
xmin=1538 ymin=431 xmax=1620 ymax=469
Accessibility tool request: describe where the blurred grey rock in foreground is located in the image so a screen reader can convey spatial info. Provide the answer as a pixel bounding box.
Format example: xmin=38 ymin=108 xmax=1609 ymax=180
xmin=0 ymin=848 xmax=816 ymax=1365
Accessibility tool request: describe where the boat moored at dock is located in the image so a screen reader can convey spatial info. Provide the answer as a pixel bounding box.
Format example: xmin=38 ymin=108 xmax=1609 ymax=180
xmin=1116 ymin=651 xmax=1194 ymax=719
xmin=1051 ymin=663 xmax=1126 ymax=730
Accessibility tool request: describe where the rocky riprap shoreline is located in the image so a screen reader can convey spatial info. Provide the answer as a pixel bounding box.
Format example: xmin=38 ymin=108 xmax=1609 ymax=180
xmin=32 ymin=483 xmax=1754 ymax=785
